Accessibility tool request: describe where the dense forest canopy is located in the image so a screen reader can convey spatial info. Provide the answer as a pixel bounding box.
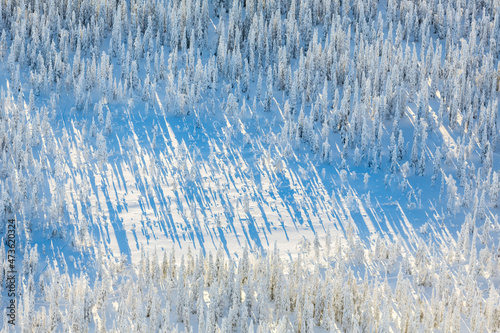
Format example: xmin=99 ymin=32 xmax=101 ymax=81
xmin=0 ymin=0 xmax=499 ymax=330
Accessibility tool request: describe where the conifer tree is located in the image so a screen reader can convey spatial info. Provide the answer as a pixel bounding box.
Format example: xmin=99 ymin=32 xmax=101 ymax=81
xmin=431 ymin=147 xmax=441 ymax=186
xmin=96 ymin=132 xmax=107 ymax=169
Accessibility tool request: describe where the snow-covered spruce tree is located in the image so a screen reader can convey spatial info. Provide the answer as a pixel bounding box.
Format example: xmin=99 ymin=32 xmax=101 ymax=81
xmin=264 ymin=65 xmax=273 ymax=112
xmin=96 ymin=132 xmax=108 ymax=169
xmin=431 ymin=147 xmax=441 ymax=186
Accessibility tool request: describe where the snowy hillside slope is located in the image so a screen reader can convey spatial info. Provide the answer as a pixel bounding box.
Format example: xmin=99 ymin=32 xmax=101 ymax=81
xmin=0 ymin=0 xmax=499 ymax=330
